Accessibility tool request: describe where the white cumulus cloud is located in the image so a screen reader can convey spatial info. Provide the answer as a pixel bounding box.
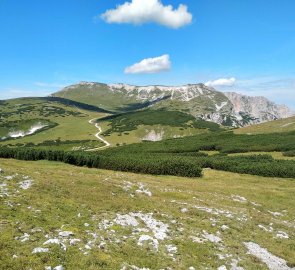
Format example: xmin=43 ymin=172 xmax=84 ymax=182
xmin=101 ymin=0 xmax=192 ymax=29
xmin=124 ymin=54 xmax=171 ymax=74
xmin=205 ymin=77 xmax=236 ymax=87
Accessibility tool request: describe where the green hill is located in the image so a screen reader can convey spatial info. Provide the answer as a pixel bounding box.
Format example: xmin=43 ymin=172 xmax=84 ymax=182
xmin=0 ymin=97 xmax=108 ymax=150
xmin=52 ymin=82 xmax=150 ymax=113
xmin=0 ymin=96 xmax=226 ymax=148
xmin=98 ymin=109 xmax=221 ymax=145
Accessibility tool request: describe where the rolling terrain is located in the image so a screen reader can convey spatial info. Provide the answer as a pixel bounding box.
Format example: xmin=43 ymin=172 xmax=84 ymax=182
xmin=1 ymin=85 xmax=295 ymax=270
xmin=2 ymin=82 xmax=294 ymax=148
xmin=0 ymin=97 xmax=109 ymax=150
xmin=0 ymin=96 xmax=225 ymax=148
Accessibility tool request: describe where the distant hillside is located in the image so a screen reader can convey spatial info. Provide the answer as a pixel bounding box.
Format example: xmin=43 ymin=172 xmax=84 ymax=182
xmin=0 ymin=96 xmax=222 ymax=148
xmin=98 ymin=109 xmax=221 ymax=145
xmin=0 ymin=97 xmax=107 ymax=150
xmin=52 ymin=82 xmax=148 ymax=113
xmin=52 ymin=81 xmax=294 ymax=127
xmin=235 ymin=116 xmax=295 ymax=134
xmin=42 ymin=97 xmax=112 ymax=113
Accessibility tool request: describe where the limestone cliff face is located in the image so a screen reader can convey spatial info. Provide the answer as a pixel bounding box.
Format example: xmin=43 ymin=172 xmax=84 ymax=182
xmin=224 ymin=92 xmax=294 ymax=124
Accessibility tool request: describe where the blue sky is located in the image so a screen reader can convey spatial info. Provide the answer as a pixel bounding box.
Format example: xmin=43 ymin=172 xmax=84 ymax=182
xmin=0 ymin=0 xmax=294 ymax=108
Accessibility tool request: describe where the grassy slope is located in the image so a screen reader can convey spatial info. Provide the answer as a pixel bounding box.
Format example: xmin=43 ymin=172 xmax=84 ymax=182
xmin=0 ymin=98 xmax=222 ymax=148
xmin=99 ymin=110 xmax=219 ymax=146
xmin=1 ymin=159 xmax=294 ymax=269
xmin=0 ymin=98 xmax=108 ymax=149
xmin=52 ymin=84 xmax=144 ymax=113
xmin=235 ymin=116 xmax=295 ymax=134
xmin=99 ymin=122 xmax=208 ymax=146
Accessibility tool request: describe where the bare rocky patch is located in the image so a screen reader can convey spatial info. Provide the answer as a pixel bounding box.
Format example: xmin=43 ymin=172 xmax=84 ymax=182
xmin=121 ymin=181 xmax=153 ymax=197
xmin=244 ymin=242 xmax=294 ymax=270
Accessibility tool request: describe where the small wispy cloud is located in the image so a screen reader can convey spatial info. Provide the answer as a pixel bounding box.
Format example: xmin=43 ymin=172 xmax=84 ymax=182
xmin=1 ymin=80 xmax=72 ymax=100
xmin=205 ymin=77 xmax=236 ymax=87
xmin=208 ymin=76 xmax=295 ymax=109
xmin=34 ymin=82 xmax=67 ymax=88
xmin=0 ymin=89 xmax=51 ymax=100
xmin=237 ymin=77 xmax=295 ymax=92
xmin=124 ymin=54 xmax=171 ymax=74
xmin=101 ymin=0 xmax=193 ymax=29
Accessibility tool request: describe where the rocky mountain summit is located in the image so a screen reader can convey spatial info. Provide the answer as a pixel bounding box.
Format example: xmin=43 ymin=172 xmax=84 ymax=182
xmin=53 ymin=82 xmax=294 ymax=127
xmin=224 ymin=92 xmax=294 ymax=123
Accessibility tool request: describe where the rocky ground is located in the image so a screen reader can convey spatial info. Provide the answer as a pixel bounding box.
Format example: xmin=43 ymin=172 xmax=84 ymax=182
xmin=0 ymin=159 xmax=294 ymax=269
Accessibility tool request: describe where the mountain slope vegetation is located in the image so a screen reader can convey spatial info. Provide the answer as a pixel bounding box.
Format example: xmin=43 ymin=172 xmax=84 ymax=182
xmin=0 ymin=97 xmax=224 ymax=148
xmin=53 ymin=82 xmax=294 ymax=127
xmin=52 ymin=82 xmax=151 ymax=113
xmin=0 ymin=97 xmax=108 ymax=150
xmin=98 ymin=109 xmax=221 ymax=145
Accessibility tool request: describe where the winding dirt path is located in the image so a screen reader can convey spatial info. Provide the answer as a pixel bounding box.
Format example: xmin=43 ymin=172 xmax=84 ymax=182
xmin=86 ymin=118 xmax=110 ymax=151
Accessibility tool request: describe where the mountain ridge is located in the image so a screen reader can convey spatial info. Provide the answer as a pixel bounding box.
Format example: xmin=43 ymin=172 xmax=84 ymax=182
xmin=52 ymin=81 xmax=294 ymax=127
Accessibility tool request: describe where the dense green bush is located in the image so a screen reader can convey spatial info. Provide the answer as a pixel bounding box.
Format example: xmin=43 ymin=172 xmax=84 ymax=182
xmin=194 ymin=155 xmax=295 ymax=178
xmin=24 ymin=139 xmax=100 ymax=147
xmin=98 ymin=154 xmax=202 ymax=177
xmin=104 ymin=130 xmax=295 ymax=154
xmin=0 ymin=147 xmax=202 ymax=178
xmin=1 ymin=146 xmax=294 ymax=178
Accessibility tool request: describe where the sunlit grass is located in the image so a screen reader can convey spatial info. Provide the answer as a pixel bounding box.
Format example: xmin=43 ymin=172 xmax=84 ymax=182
xmin=1 ymin=159 xmax=294 ymax=269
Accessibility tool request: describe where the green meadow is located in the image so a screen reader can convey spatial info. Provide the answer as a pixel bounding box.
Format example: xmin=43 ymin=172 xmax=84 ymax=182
xmin=1 ymin=159 xmax=295 ymax=270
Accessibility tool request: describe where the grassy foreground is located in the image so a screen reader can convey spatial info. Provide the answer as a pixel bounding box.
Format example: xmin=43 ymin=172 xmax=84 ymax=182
xmin=1 ymin=159 xmax=294 ymax=269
